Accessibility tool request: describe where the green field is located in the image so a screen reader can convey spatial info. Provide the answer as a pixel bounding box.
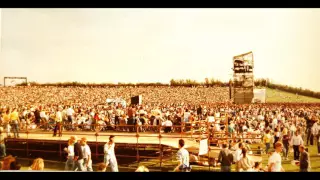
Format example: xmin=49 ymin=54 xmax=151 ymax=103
xmin=266 ymin=88 xmax=320 ymax=103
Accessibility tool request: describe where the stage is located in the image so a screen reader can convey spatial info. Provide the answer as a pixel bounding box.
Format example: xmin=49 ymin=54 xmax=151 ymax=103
xmin=5 ymin=130 xmax=262 ymax=161
xmin=15 ymin=131 xmax=200 ymax=149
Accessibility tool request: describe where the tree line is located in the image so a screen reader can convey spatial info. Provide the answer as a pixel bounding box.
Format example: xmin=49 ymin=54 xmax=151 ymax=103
xmin=14 ymin=78 xmax=320 ymax=99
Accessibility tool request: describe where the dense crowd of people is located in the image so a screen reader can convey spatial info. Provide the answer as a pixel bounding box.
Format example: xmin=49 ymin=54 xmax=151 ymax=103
xmin=0 ymin=86 xmax=320 ymax=172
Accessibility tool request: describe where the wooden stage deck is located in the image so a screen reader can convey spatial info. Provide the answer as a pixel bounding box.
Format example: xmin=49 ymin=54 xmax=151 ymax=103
xmin=16 ymin=131 xmax=201 ymax=149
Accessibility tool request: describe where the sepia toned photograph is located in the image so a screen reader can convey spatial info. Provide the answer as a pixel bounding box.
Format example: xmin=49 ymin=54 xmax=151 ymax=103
xmin=0 ymin=8 xmax=319 ymax=172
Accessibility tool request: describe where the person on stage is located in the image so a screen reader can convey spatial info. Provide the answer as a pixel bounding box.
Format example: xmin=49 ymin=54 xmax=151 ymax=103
xmin=53 ymin=106 xmax=63 ymax=137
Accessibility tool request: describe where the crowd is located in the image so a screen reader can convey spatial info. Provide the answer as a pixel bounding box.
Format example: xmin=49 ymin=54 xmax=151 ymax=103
xmin=218 ymin=141 xmax=311 ymax=172
xmin=0 ymin=86 xmax=320 ymax=172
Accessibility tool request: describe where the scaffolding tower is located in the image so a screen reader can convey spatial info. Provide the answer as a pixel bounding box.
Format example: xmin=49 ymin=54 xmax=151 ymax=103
xmin=230 ymin=51 xmax=254 ymax=104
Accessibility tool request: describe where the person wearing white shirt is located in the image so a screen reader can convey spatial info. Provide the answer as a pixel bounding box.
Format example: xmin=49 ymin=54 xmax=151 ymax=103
xmin=40 ymin=110 xmax=47 ymax=120
xmin=272 ymin=118 xmax=278 ymax=130
xmin=22 ymin=109 xmax=28 ymax=118
xmin=115 ymin=106 xmax=122 ymax=128
xmin=237 ymin=148 xmax=254 ymax=172
xmin=174 ymin=139 xmax=191 ymax=172
xmin=81 ymin=137 xmax=93 ymax=171
xmin=268 ymin=142 xmax=285 ymax=172
xmin=277 ymin=114 xmax=282 ymax=121
xmin=290 ymin=124 xmax=297 ymax=137
xmin=162 ymin=119 xmax=173 ymax=133
xmin=235 ymin=143 xmax=243 ymax=172
xmin=84 ymin=116 xmax=93 ymax=130
xmin=258 ymin=114 xmax=264 ymax=121
xmin=311 ymin=122 xmax=319 ymax=150
xmin=184 ymin=110 xmax=191 ymax=123
xmin=64 ymin=139 xmax=75 ymax=171
xmin=66 ymin=107 xmax=75 ymax=119
xmin=215 ymin=112 xmax=220 ymax=118
xmin=66 ymin=107 xmax=74 ymax=128
xmin=215 ymin=119 xmax=221 ymax=132
xmin=239 ymin=111 xmax=244 ymax=117
xmin=242 ymin=125 xmax=248 ymax=132
xmin=104 ymin=135 xmax=118 ymax=172
xmin=40 ymin=109 xmax=49 ymax=131
xmin=291 ymin=131 xmax=304 ymax=160
xmin=207 ymin=115 xmax=215 ymax=124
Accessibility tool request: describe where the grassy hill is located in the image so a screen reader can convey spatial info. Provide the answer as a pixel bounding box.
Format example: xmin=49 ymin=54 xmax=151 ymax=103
xmin=266 ymin=88 xmax=320 ymax=103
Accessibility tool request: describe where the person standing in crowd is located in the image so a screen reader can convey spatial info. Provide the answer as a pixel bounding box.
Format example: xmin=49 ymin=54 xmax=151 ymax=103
xmin=273 ymin=127 xmax=281 ymax=149
xmin=217 ymin=143 xmax=233 ymax=172
xmin=73 ymin=136 xmax=85 ymax=171
xmin=282 ymin=128 xmax=290 ymax=160
xmin=183 ymin=109 xmax=191 ymax=132
xmin=10 ymin=108 xmax=20 ymax=138
xmin=104 ymin=135 xmax=118 ymax=172
xmin=268 ymin=142 xmax=285 ymax=172
xmin=29 ymin=158 xmax=45 ymax=171
xmin=34 ymin=107 xmax=41 ymax=127
xmin=291 ymin=131 xmax=304 ymax=161
xmin=263 ymin=130 xmax=272 ymax=154
xmin=67 ymin=106 xmax=75 ymax=130
xmin=174 ymin=139 xmax=191 ymax=172
xmin=127 ymin=105 xmax=136 ymax=132
xmin=272 ymin=116 xmax=278 ymax=131
xmin=40 ymin=108 xmax=49 ymax=131
xmin=235 ymin=142 xmax=243 ymax=172
xmin=3 ymin=109 xmax=11 ymax=137
xmin=53 ymin=107 xmax=63 ymax=137
xmin=290 ymin=122 xmax=297 ymax=137
xmin=305 ymin=115 xmax=316 ymax=146
xmin=296 ymin=145 xmax=310 ymax=172
xmin=64 ymin=139 xmax=75 ymax=171
xmin=197 ymin=105 xmax=202 ymax=120
xmin=115 ymin=106 xmax=121 ymax=130
xmin=0 ymin=127 xmax=6 ymax=158
xmin=162 ymin=116 xmax=173 ymax=133
xmin=81 ymin=137 xmax=93 ymax=171
xmin=237 ymin=148 xmax=254 ymax=172
xmin=311 ymin=120 xmax=319 ymax=147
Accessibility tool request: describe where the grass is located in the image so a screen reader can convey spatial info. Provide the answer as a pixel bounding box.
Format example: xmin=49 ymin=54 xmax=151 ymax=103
xmin=266 ymin=88 xmax=320 ymax=103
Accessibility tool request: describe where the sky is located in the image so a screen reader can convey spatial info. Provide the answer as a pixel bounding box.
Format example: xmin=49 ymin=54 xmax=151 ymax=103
xmin=0 ymin=8 xmax=319 ymax=91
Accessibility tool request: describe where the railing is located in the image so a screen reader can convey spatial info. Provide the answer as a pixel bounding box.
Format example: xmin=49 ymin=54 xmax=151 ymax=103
xmin=1 ymin=117 xmax=264 ymax=171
